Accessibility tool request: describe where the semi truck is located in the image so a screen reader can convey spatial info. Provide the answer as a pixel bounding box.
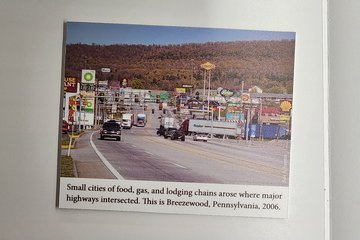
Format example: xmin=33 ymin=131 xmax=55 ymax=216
xmin=136 ymin=113 xmax=147 ymax=127
xmin=180 ymin=119 xmax=241 ymax=138
xmin=122 ymin=113 xmax=134 ymax=129
xmin=157 ymin=117 xmax=175 ymax=136
xmin=162 ymin=117 xmax=175 ymax=129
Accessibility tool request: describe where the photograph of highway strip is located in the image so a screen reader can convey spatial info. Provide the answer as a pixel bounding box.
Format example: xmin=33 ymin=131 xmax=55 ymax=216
xmin=60 ymin=22 xmax=295 ymax=187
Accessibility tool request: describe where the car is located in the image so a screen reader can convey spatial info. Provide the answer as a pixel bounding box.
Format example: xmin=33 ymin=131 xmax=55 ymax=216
xmin=62 ymin=120 xmax=69 ymax=134
xmin=100 ymin=120 xmax=121 ymax=141
xmin=163 ymin=127 xmax=178 ymax=139
xmin=164 ymin=128 xmax=185 ymax=141
xmin=193 ymin=133 xmax=208 ymax=142
xmin=170 ymin=129 xmax=186 ymax=141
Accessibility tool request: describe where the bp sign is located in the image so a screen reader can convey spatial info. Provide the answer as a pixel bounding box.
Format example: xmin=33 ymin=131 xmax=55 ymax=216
xmin=81 ymin=69 xmax=96 ymax=84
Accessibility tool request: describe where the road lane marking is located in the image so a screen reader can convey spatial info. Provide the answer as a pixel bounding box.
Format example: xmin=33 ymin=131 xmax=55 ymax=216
xmin=132 ymin=144 xmax=137 ymax=148
xmin=172 ymin=139 xmax=285 ymax=173
xmin=144 ymin=136 xmax=286 ymax=178
xmin=171 ymin=162 xmax=187 ymax=169
xmin=146 ymin=151 xmax=154 ymax=155
xmin=90 ymin=131 xmax=124 ymax=180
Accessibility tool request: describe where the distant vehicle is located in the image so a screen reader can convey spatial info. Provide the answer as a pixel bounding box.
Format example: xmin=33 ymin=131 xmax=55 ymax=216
xmin=159 ymin=102 xmax=167 ymax=110
xmin=100 ymin=120 xmax=121 ymax=141
xmin=136 ymin=113 xmax=147 ymax=127
xmin=164 ymin=128 xmax=185 ymax=141
xmin=122 ymin=113 xmax=134 ymax=129
xmin=62 ymin=120 xmax=69 ymax=134
xmin=163 ymin=127 xmax=177 ymax=139
xmin=157 ymin=117 xmax=176 ymax=136
xmin=193 ymin=133 xmax=208 ymax=142
xmin=180 ymin=119 xmax=241 ymax=138
xmin=161 ymin=117 xmax=175 ymax=129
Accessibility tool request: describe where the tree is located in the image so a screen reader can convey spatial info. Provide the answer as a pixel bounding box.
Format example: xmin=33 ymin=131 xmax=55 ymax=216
xmin=130 ymin=79 xmax=144 ymax=89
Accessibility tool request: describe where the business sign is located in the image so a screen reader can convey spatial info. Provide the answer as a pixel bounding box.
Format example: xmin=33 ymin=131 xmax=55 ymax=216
xmin=81 ymin=69 xmax=96 ymax=84
xmin=279 ymin=114 xmax=291 ymax=124
xmin=220 ymin=89 xmax=235 ymax=98
xmin=84 ymin=98 xmax=94 ymax=113
xmin=80 ymin=84 xmax=96 ymax=91
xmin=98 ymin=80 xmax=108 ymax=86
xmin=175 ymin=88 xmax=186 ymax=94
xmin=226 ymin=112 xmax=244 ymax=121
xmin=200 ymin=61 xmax=216 ymax=70
xmin=182 ymin=84 xmax=194 ymax=88
xmin=64 ymin=77 xmax=77 ymax=93
xmin=241 ymin=93 xmax=251 ymax=103
xmin=68 ymin=96 xmax=78 ymax=122
xmin=101 ymin=68 xmax=111 ymax=73
xmin=280 ymin=100 xmax=292 ymax=112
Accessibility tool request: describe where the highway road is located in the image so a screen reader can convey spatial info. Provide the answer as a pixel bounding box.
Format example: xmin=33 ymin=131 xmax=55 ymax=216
xmin=91 ymin=103 xmax=290 ymax=186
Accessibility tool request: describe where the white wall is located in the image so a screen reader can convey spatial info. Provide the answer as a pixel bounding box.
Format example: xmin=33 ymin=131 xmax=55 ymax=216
xmin=0 ymin=1 xmax=327 ymax=239
xmin=329 ymin=1 xmax=360 ymax=240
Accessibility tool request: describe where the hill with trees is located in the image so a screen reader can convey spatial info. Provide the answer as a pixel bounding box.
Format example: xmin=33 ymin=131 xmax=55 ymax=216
xmin=64 ymin=40 xmax=295 ymax=93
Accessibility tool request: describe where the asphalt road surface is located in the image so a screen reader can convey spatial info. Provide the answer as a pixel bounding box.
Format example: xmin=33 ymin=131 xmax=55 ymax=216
xmin=91 ymin=104 xmax=290 ymax=186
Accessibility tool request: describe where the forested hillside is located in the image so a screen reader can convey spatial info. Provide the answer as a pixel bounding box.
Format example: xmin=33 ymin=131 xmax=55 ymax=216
xmin=65 ymin=40 xmax=295 ymax=93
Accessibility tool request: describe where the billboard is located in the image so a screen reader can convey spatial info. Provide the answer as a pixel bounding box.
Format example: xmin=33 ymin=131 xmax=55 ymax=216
xmin=64 ymin=77 xmax=77 ymax=93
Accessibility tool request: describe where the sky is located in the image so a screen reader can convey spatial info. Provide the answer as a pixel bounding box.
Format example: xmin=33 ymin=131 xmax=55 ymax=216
xmin=66 ymin=22 xmax=295 ymax=45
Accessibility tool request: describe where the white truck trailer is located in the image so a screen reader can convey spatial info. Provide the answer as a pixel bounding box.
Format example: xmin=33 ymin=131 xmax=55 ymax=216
xmin=122 ymin=113 xmax=134 ymax=129
xmin=187 ymin=119 xmax=241 ymax=137
xmin=161 ymin=117 xmax=175 ymax=129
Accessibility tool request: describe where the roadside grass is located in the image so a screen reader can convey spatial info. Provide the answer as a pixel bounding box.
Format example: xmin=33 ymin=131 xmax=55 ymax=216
xmin=61 ymin=134 xmax=71 ymax=145
xmin=61 ymin=133 xmax=78 ymax=148
xmin=61 ymin=155 xmax=75 ymax=177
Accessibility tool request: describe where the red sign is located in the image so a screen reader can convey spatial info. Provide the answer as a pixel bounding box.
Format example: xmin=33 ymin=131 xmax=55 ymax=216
xmin=64 ymin=77 xmax=77 ymax=93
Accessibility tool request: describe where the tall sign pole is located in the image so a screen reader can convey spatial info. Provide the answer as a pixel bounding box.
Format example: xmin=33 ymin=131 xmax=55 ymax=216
xmin=200 ymin=62 xmax=215 ymax=120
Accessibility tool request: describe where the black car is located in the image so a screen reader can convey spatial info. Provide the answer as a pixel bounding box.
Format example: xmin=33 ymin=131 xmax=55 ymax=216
xmin=164 ymin=128 xmax=185 ymax=141
xmin=100 ymin=120 xmax=121 ymax=141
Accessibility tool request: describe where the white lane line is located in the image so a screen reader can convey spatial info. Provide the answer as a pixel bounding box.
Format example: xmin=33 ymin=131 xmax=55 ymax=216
xmin=146 ymin=151 xmax=154 ymax=155
xmin=90 ymin=131 xmax=124 ymax=180
xmin=171 ymin=162 xmax=187 ymax=169
xmin=132 ymin=145 xmax=137 ymax=148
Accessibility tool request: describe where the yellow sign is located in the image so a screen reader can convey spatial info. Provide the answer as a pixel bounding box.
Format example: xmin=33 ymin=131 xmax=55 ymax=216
xmin=175 ymin=88 xmax=186 ymax=94
xmin=200 ymin=61 xmax=216 ymax=70
xmin=280 ymin=115 xmax=291 ymax=121
xmin=241 ymin=93 xmax=250 ymax=103
xmin=280 ymin=100 xmax=292 ymax=112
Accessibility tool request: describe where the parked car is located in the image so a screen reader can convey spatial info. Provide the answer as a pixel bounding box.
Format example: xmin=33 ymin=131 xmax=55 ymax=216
xmin=100 ymin=120 xmax=121 ymax=141
xmin=62 ymin=120 xmax=69 ymax=134
xmin=164 ymin=128 xmax=185 ymax=141
xmin=193 ymin=133 xmax=208 ymax=142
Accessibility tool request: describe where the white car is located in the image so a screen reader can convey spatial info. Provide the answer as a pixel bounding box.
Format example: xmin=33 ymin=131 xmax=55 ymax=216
xmin=193 ymin=133 xmax=208 ymax=142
